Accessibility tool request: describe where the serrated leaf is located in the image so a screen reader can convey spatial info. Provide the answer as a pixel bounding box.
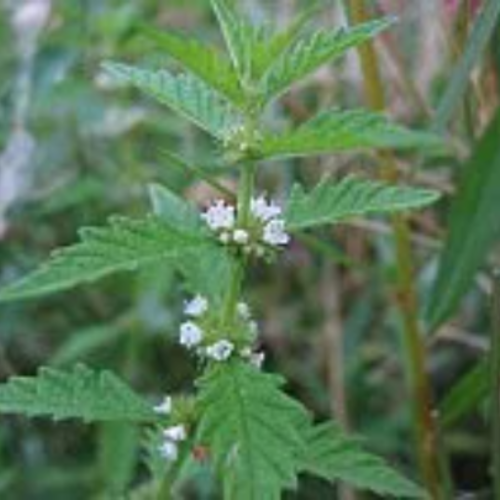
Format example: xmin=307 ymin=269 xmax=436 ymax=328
xmin=433 ymin=0 xmax=500 ymax=131
xmin=439 ymin=360 xmax=489 ymax=428
xmin=211 ymin=0 xmax=259 ymax=82
xmin=0 ymin=216 xmax=205 ymax=303
xmin=285 ymin=176 xmax=440 ymax=231
xmin=260 ymin=18 xmax=394 ymax=103
xmin=426 ymin=112 xmax=500 ymax=329
xmin=148 ymin=184 xmax=233 ymax=299
xmin=102 ymin=62 xmax=242 ymax=138
xmin=141 ymin=26 xmax=243 ymax=107
xmin=0 ymin=364 xmax=156 ymax=423
xmin=149 ymin=183 xmax=202 ymax=232
xmin=196 ymin=360 xmax=310 ymax=500
xmin=260 ymin=108 xmax=444 ymax=160
xmin=51 ymin=324 xmax=124 ymax=367
xmin=302 ymin=422 xmax=424 ymax=498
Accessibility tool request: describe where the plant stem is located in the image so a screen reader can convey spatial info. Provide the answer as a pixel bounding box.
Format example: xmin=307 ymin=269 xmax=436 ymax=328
xmin=346 ymin=2 xmax=443 ymax=498
xmin=491 ymin=269 xmax=500 ymax=499
xmin=222 ymin=162 xmax=256 ymax=325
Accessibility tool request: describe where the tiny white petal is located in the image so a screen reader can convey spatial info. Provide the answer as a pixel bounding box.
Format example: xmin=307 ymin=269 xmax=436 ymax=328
xmin=251 ymin=196 xmax=282 ymax=222
xmin=153 ymin=396 xmax=172 ymax=415
xmin=237 ymin=302 xmax=251 ymax=320
xmin=262 ymin=219 xmax=290 ymax=246
xmin=158 ymin=440 xmax=178 ymax=461
xmin=233 ymin=229 xmax=249 ymax=244
xmin=250 ymin=352 xmax=265 ymax=369
xmin=163 ymin=424 xmax=187 ymax=442
xmin=179 ymin=321 xmax=203 ymax=348
xmin=184 ymin=295 xmax=208 ymax=317
xmin=206 ymin=340 xmax=234 ymax=361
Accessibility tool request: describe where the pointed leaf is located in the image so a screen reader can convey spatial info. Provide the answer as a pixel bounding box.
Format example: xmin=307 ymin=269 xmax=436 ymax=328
xmin=149 ymin=183 xmax=202 ymax=232
xmin=260 ymin=108 xmax=444 ymax=160
xmin=102 ymin=62 xmax=242 ymax=138
xmin=0 ymin=216 xmax=205 ymax=303
xmin=286 ymin=176 xmax=440 ymax=231
xmin=439 ymin=360 xmax=489 ymax=428
xmin=196 ymin=360 xmax=310 ymax=500
xmin=302 ymin=422 xmax=424 ymax=498
xmin=211 ymin=0 xmax=257 ymax=81
xmin=141 ymin=27 xmax=243 ymax=106
xmin=426 ymin=112 xmax=500 ymax=329
xmin=261 ymin=18 xmax=394 ymax=102
xmin=149 ymin=184 xmax=233 ymax=299
xmin=0 ymin=364 xmax=156 ymax=423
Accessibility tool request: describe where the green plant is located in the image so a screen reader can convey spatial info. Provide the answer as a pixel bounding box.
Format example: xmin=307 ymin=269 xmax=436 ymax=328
xmin=0 ymin=2 xmax=443 ymax=498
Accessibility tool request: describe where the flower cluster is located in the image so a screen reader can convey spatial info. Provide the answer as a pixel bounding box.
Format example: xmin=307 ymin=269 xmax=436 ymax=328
xmin=201 ymin=196 xmax=290 ymax=258
xmin=153 ymin=396 xmax=188 ymax=462
xmin=158 ymin=423 xmax=187 ymax=462
xmin=177 ymin=295 xmax=264 ymax=367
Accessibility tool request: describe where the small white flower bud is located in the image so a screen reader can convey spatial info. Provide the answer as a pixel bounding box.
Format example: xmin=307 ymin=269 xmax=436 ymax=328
xmin=219 ymin=231 xmax=231 ymax=244
xmin=159 ymin=440 xmax=178 ymax=461
xmin=206 ymin=340 xmax=234 ymax=361
xmin=233 ymin=229 xmax=249 ymax=244
xmin=237 ymin=302 xmax=251 ymax=320
xmin=153 ymin=396 xmax=172 ymax=415
xmin=163 ymin=424 xmax=187 ymax=442
xmin=184 ymin=295 xmax=208 ymax=317
xmin=179 ymin=321 xmax=203 ymax=348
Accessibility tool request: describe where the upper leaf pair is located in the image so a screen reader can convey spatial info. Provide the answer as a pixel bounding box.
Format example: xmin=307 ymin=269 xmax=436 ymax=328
xmin=102 ymin=0 xmax=443 ymax=158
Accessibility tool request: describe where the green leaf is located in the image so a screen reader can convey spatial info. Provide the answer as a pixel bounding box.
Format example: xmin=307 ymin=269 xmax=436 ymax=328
xmin=51 ymin=323 xmax=124 ymax=366
xmin=211 ymin=0 xmax=321 ymax=83
xmin=285 ymin=176 xmax=440 ymax=231
xmin=260 ymin=18 xmax=394 ymax=103
xmin=440 ymin=360 xmax=489 ymax=428
xmin=210 ymin=0 xmax=258 ymax=81
xmin=302 ymin=422 xmax=424 ymax=498
xmin=141 ymin=26 xmax=243 ymax=107
xmin=426 ymin=112 xmax=500 ymax=329
xmin=0 ymin=216 xmax=204 ymax=303
xmin=196 ymin=360 xmax=310 ymax=500
xmin=260 ymin=109 xmax=444 ymax=160
xmin=149 ymin=183 xmax=202 ymax=232
xmin=433 ymin=0 xmax=500 ymax=131
xmin=97 ymin=422 xmax=139 ymax=495
xmin=102 ymin=62 xmax=242 ymax=138
xmin=0 ymin=364 xmax=156 ymax=423
xmin=149 ymin=184 xmax=233 ymax=299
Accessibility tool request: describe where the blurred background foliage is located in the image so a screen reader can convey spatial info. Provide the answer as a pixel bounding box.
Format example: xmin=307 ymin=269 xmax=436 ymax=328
xmin=0 ymin=0 xmax=498 ymax=498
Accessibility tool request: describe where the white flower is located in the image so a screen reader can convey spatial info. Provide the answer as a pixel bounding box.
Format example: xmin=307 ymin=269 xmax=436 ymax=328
xmin=251 ymin=196 xmax=282 ymax=222
xmin=233 ymin=229 xmax=249 ymax=244
xmin=250 ymin=351 xmax=265 ymax=369
xmin=206 ymin=340 xmax=234 ymax=361
xmin=159 ymin=440 xmax=178 ymax=461
xmin=163 ymin=424 xmax=187 ymax=442
xmin=153 ymin=396 xmax=172 ymax=415
xmin=179 ymin=321 xmax=203 ymax=348
xmin=202 ymin=200 xmax=235 ymax=231
xmin=237 ymin=301 xmax=251 ymax=320
xmin=184 ymin=295 xmax=208 ymax=317
xmin=263 ymin=219 xmax=290 ymax=246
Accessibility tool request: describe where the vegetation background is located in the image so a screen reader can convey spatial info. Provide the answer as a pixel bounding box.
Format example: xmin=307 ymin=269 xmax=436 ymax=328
xmin=0 ymin=0 xmax=499 ymax=498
